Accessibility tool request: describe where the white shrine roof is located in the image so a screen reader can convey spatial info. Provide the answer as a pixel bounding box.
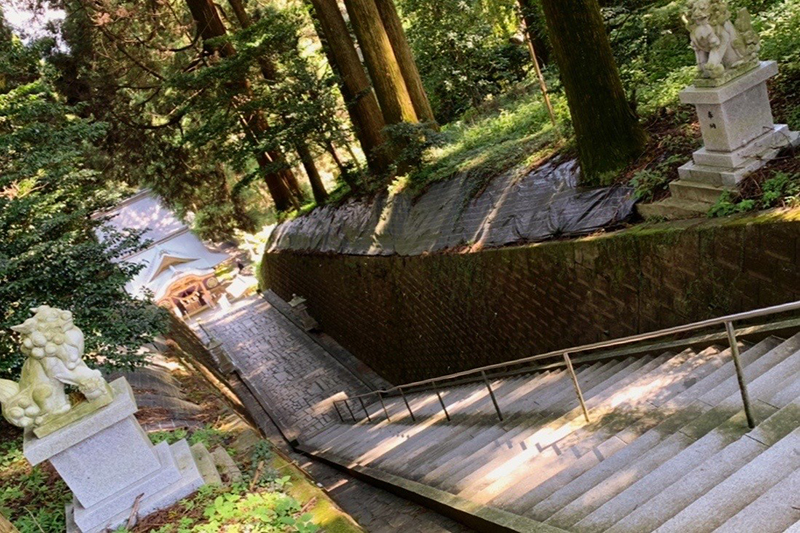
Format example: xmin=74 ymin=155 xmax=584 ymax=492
xmin=94 ymin=190 xmax=229 ymax=300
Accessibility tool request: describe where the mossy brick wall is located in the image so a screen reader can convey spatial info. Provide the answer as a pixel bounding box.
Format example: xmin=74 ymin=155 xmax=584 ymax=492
xmin=261 ymin=212 xmax=800 ymax=384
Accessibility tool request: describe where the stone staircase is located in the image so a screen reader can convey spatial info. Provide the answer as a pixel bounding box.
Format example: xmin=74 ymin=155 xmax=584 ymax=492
xmin=301 ymin=334 xmax=800 ymax=532
xmin=637 ymin=180 xmax=728 ymax=220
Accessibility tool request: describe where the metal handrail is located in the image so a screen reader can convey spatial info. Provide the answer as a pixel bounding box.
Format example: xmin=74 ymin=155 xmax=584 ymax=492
xmin=333 ymin=300 xmax=800 ymax=429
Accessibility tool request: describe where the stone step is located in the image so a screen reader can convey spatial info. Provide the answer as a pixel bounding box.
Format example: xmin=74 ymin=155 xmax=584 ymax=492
xmin=637 ymin=198 xmax=711 ymax=220
xmin=190 ymin=443 xmax=222 ymax=486
xmin=713 ymin=467 xmax=800 ymax=533
xmin=302 ymin=333 xmax=800 ymax=533
xmin=454 ymin=347 xmax=715 ymax=501
xmin=316 ymin=368 xmax=582 ymax=466
xmin=211 ymin=447 xmax=243 ymax=485
xmin=655 ymin=425 xmax=800 ymax=532
xmin=528 ymin=335 xmax=798 ymax=522
xmin=395 ymin=373 xmax=572 ymax=479
xmin=668 ymin=180 xmax=729 ymax=204
xmin=451 ymin=354 xmax=673 ymax=499
xmin=542 ymin=337 xmax=800 ymax=529
xmin=603 ymin=390 xmax=800 ymax=533
xmin=677 ymin=161 xmax=740 ymax=187
xmin=378 ymin=371 xmax=566 ymax=472
xmin=510 ymin=338 xmax=778 ymax=516
xmin=429 ymin=358 xmax=646 ymax=491
xmin=409 ymin=367 xmax=594 ymax=482
xmin=318 ymin=379 xmax=501 ymax=455
xmin=486 ymin=346 xmax=742 ymax=509
xmin=348 ymin=373 xmax=562 ymax=462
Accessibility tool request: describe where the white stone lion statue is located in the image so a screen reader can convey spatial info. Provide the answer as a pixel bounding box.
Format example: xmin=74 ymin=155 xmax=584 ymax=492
xmin=686 ymin=0 xmax=760 ymax=79
xmin=0 ymin=306 xmax=110 ymax=429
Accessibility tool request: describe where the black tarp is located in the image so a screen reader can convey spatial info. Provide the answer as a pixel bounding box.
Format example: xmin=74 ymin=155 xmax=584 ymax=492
xmin=267 ymin=158 xmax=636 ymax=256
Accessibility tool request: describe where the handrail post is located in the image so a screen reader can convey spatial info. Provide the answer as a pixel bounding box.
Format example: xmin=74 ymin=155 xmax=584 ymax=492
xmin=358 ymin=397 xmax=372 ymax=422
xmin=432 ymin=380 xmax=451 ymax=421
xmin=378 ymin=391 xmax=391 ymax=422
xmin=725 ymin=321 xmax=756 ymax=428
xmin=399 ymin=388 xmax=416 ymax=422
xmin=564 ymin=353 xmax=590 ymax=423
xmin=333 ymin=401 xmax=345 ymax=423
xmin=344 ymin=400 xmax=357 ymax=423
xmin=481 ymin=371 xmax=503 ymax=421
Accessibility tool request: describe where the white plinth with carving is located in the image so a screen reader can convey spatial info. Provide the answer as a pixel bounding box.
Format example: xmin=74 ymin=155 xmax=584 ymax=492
xmin=23 ymin=378 xmax=207 ymax=533
xmin=678 ymin=61 xmax=799 ymax=186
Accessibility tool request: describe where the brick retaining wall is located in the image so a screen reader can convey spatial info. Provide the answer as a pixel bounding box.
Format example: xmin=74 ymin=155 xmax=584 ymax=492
xmin=261 ymin=211 xmax=800 ymax=384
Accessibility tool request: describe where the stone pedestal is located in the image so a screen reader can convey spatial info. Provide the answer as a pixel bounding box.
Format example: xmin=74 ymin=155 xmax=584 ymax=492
xmin=23 ymin=378 xmax=207 ymax=533
xmin=678 ymin=61 xmax=799 ymax=186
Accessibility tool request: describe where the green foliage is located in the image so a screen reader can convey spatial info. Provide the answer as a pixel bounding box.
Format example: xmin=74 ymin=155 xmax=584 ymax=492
xmin=150 ymin=429 xmax=190 ymax=446
xmin=150 ymin=426 xmax=228 ymax=449
xmin=382 ymin=122 xmax=446 ymax=173
xmin=758 ymin=0 xmax=800 ymax=66
xmin=708 ymin=170 xmax=800 ymax=217
xmin=631 ymin=169 xmax=670 ymax=201
xmin=0 ymin=31 xmax=167 ymax=378
xmin=398 ymin=0 xmax=530 ymax=123
xmin=602 ymin=0 xmax=800 ymax=118
xmin=0 ymin=433 xmax=71 ymax=533
xmin=761 ymin=171 xmax=800 ymax=206
xmin=709 ymin=191 xmax=758 ymax=217
xmin=402 ymin=85 xmax=567 ymax=193
xmin=1 ymin=422 xmax=322 ymax=533
xmin=163 ymin=5 xmax=346 ymax=204
xmin=197 ymin=490 xmax=317 ymax=533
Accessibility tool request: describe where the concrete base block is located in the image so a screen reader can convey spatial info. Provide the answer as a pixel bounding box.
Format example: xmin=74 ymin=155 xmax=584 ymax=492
xmin=692 ymin=124 xmax=797 ymax=170
xmin=678 ymin=127 xmax=799 ymax=186
xmin=67 ymin=440 xmax=205 ymax=533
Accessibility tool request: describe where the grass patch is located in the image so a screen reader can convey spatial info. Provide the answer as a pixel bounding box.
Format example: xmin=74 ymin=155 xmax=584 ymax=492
xmin=0 ymin=423 xmax=71 ymax=533
xmin=392 ymin=78 xmax=570 ymax=196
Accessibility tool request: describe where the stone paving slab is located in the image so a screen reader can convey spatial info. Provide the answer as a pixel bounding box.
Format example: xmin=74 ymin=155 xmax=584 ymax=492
xmin=193 ymin=295 xmax=375 ymax=441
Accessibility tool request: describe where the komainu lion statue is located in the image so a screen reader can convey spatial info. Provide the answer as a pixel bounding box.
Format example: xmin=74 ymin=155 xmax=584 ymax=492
xmin=686 ymin=0 xmax=760 ymax=79
xmin=0 ymin=306 xmax=110 ymax=429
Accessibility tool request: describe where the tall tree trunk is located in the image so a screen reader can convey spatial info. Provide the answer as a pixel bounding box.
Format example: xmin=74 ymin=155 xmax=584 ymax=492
xmin=307 ymin=0 xmax=392 ymax=176
xmin=184 ymin=0 xmax=302 ymax=211
xmin=343 ymin=0 xmax=417 ymax=125
xmin=227 ymin=0 xmax=327 ymax=202
xmin=373 ymin=0 xmax=436 ymax=125
xmin=296 ymin=142 xmax=329 ymax=203
xmin=539 ymin=0 xmax=646 ymax=182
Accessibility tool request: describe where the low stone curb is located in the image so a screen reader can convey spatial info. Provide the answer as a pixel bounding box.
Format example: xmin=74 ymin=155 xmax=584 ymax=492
xmin=296 ymin=445 xmax=569 ymax=533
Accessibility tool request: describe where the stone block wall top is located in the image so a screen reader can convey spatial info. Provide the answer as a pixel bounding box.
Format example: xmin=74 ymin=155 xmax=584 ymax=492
xmin=680 ymin=61 xmax=777 ymax=105
xmin=23 ymin=378 xmax=136 ymax=465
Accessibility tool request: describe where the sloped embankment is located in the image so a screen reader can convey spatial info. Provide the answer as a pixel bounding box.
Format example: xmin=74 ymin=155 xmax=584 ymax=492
xmin=267 ymin=158 xmax=635 ymax=256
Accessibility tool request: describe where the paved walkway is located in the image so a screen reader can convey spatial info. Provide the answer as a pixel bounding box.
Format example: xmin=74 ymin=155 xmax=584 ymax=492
xmin=191 ymin=293 xmax=473 ymax=532
xmin=194 ymin=295 xmax=372 ymax=440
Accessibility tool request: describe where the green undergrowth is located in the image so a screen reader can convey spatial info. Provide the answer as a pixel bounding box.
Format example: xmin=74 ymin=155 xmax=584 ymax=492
xmin=0 ymin=425 xmax=71 ymax=532
xmin=709 ymin=166 xmax=800 ymax=217
xmin=396 ymin=81 xmax=571 ymax=195
xmin=120 ymin=436 xmax=321 ymax=533
xmin=128 ymin=435 xmax=360 ymax=533
xmin=277 ymin=0 xmax=800 ymax=220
